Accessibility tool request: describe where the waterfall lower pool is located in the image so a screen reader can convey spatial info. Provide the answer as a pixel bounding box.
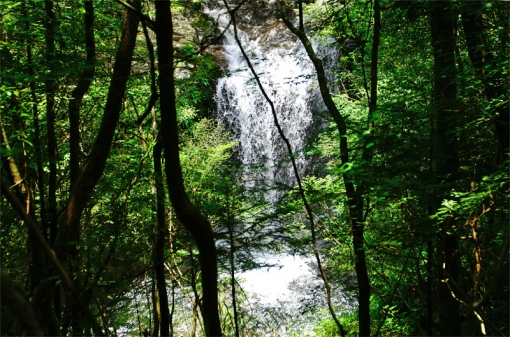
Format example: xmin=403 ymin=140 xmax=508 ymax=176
xmin=238 ymin=253 xmax=314 ymax=303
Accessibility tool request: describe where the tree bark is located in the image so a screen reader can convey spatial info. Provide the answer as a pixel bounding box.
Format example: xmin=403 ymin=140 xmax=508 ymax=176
xmin=23 ymin=0 xmax=46 ymax=241
xmin=151 ymin=274 xmax=161 ymax=337
xmin=42 ymin=2 xmax=62 ymax=330
xmin=426 ymin=238 xmax=434 ymax=337
xmin=66 ymin=3 xmax=97 ymax=333
xmin=155 ymin=1 xmax=223 ymax=336
xmin=430 ymin=1 xmax=459 ymax=181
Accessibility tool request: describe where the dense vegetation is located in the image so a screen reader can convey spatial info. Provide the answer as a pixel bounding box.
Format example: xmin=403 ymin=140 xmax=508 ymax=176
xmin=1 ymin=0 xmax=508 ymax=336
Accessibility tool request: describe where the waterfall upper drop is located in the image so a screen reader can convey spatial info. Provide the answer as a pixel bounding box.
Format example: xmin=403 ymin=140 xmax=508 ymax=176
xmin=207 ymin=3 xmax=338 ymax=187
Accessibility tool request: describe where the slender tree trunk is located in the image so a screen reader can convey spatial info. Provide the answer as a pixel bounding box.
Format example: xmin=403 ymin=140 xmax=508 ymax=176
xmin=146 ymin=24 xmax=162 ymax=337
xmin=23 ymin=5 xmax=47 ymax=313
xmin=38 ymin=8 xmax=62 ymax=327
xmin=67 ymin=3 xmax=96 ymax=333
xmin=353 ymin=2 xmax=380 ymax=335
xmin=170 ymin=279 xmax=176 ymax=336
xmin=227 ymin=206 xmax=240 ymax=337
xmin=151 ymin=245 xmax=161 ymax=337
xmin=426 ymin=238 xmax=434 ymax=337
xmin=430 ymin=2 xmax=462 ymax=336
xmin=189 ymin=246 xmax=204 ymax=332
xmin=155 ymin=1 xmax=222 ymax=335
xmin=69 ymin=0 xmax=96 ymax=189
xmin=44 ymin=0 xmax=58 ymax=246
xmin=23 ymin=1 xmax=46 ymax=240
xmin=154 ymin=140 xmax=171 ymax=337
xmin=43 ymin=2 xmax=61 ymax=327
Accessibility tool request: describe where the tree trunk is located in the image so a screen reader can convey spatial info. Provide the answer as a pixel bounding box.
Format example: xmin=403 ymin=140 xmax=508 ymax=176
xmin=460 ymin=1 xmax=509 ymax=158
xmin=151 ymin=278 xmax=161 ymax=337
xmin=67 ymin=3 xmax=96 ymax=333
xmin=154 ymin=1 xmax=222 ymax=336
xmin=43 ymin=2 xmax=61 ymax=329
xmin=23 ymin=0 xmax=46 ymax=242
xmin=430 ymin=1 xmax=462 ymax=336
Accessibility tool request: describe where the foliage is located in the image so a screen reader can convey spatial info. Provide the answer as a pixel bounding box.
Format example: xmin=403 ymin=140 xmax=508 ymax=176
xmin=1 ymin=0 xmax=508 ymax=336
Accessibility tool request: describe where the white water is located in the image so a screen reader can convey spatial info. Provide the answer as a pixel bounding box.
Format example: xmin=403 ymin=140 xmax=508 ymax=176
xmin=237 ymin=253 xmax=314 ymax=303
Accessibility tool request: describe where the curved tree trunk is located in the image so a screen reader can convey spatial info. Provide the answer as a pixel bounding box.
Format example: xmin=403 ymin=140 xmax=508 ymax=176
xmin=29 ymin=4 xmax=140 ymax=334
xmin=154 ymin=1 xmax=223 ymax=336
xmin=279 ymin=2 xmax=379 ymax=335
xmin=53 ymin=1 xmax=140 ymax=264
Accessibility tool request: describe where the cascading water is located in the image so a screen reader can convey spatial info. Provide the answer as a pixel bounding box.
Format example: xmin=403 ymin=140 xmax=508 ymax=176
xmin=207 ymin=4 xmax=339 ymax=193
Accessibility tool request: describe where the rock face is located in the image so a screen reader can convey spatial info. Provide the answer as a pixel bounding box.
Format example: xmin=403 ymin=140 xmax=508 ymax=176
xmin=168 ymin=0 xmax=299 ymax=72
xmin=206 ymin=45 xmax=228 ymax=69
xmin=173 ymin=10 xmax=197 ymax=44
xmin=235 ymin=2 xmax=298 ymax=50
xmin=205 ymin=0 xmax=299 ymax=51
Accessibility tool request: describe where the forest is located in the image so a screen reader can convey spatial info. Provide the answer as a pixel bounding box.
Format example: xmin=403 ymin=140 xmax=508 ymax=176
xmin=0 ymin=0 xmax=508 ymax=336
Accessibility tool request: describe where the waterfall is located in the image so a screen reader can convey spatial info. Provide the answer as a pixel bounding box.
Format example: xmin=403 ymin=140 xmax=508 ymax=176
xmin=203 ymin=7 xmax=353 ymax=329
xmin=208 ymin=4 xmax=339 ymax=191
